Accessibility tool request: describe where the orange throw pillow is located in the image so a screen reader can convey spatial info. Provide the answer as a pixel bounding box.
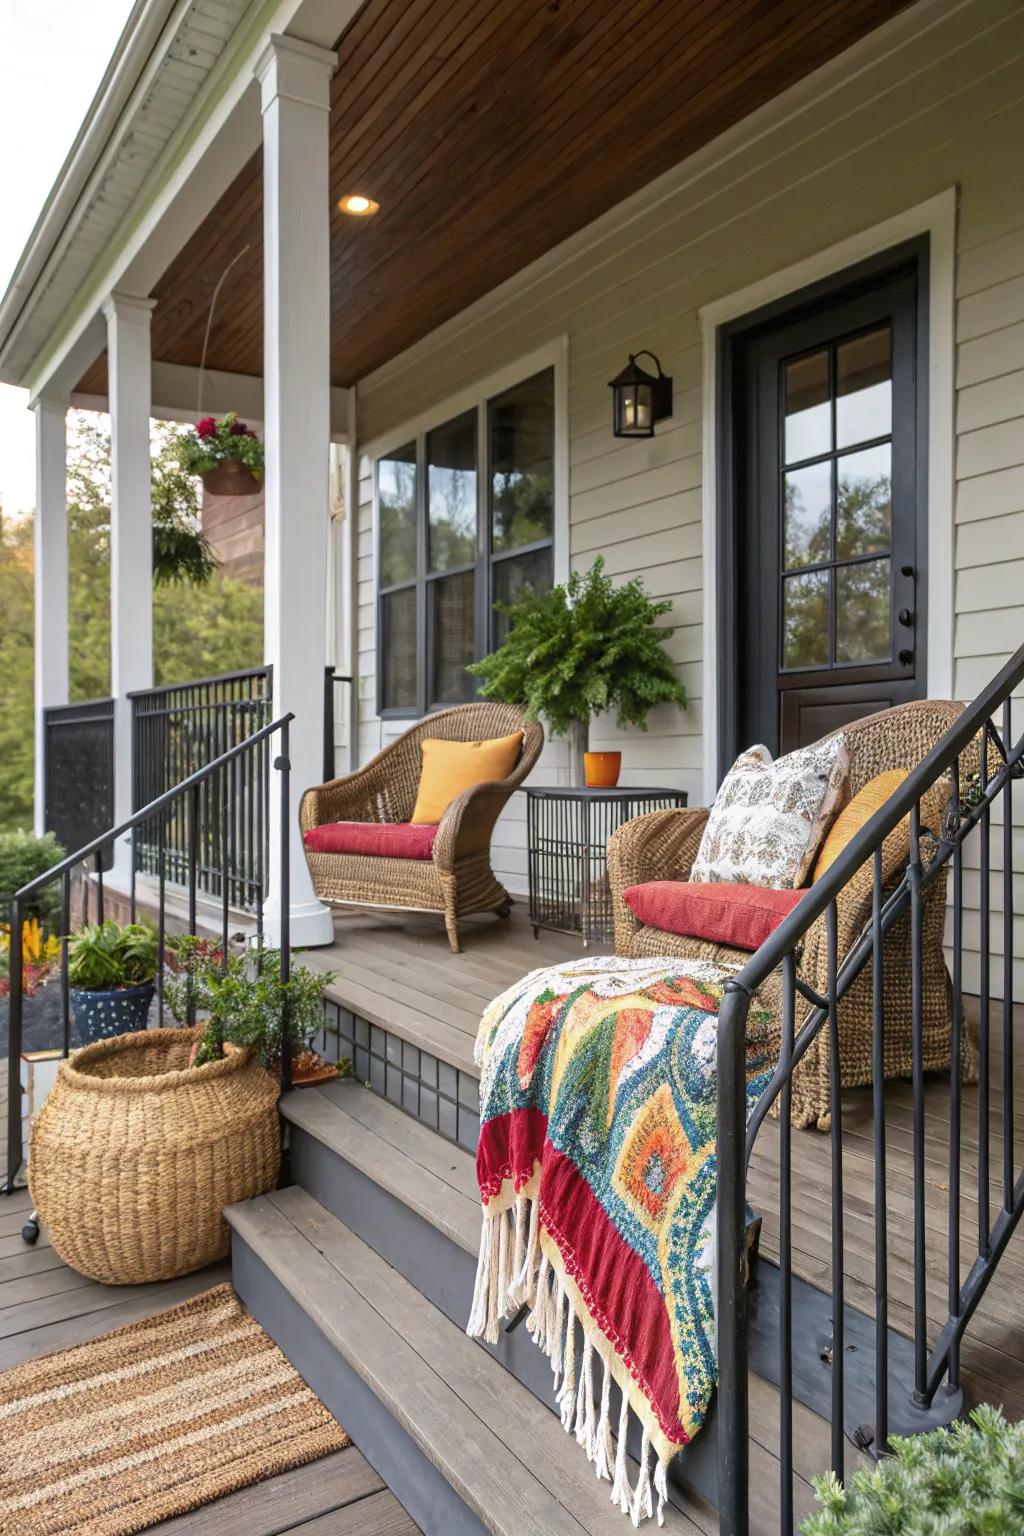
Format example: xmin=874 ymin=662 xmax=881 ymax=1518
xmin=410 ymin=732 xmax=524 ymax=825
xmin=812 ymin=769 xmax=909 ymax=882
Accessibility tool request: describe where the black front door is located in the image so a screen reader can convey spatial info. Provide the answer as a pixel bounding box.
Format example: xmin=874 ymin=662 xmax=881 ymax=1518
xmin=727 ymin=247 xmax=927 ymax=757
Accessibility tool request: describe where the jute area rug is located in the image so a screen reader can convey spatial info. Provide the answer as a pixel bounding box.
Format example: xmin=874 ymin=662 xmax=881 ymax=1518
xmin=0 ymin=1283 xmax=349 ymax=1536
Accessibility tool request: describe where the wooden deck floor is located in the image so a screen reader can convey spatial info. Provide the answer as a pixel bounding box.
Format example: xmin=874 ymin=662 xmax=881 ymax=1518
xmin=319 ymin=905 xmax=1024 ymax=1425
xmin=0 ymin=1175 xmax=418 ymax=1535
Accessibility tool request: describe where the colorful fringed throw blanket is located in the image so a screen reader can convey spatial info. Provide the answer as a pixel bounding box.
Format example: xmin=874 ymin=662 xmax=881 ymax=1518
xmin=468 ymin=955 xmax=774 ymax=1526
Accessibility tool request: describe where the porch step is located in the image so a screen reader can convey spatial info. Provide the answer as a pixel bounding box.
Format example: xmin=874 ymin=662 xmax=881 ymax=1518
xmin=227 ymin=1187 xmax=707 ymax=1536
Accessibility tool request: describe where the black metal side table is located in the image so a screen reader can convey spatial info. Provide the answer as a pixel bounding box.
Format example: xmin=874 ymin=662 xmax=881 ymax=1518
xmin=522 ymin=785 xmax=688 ymax=947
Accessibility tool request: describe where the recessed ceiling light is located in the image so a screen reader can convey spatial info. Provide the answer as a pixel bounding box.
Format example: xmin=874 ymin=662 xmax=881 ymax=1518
xmin=338 ymin=194 xmax=379 ymax=217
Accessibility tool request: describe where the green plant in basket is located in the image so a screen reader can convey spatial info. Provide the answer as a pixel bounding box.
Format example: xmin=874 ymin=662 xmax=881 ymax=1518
xmin=68 ymin=922 xmax=158 ymax=990
xmin=802 ymin=1404 xmax=1024 ymax=1535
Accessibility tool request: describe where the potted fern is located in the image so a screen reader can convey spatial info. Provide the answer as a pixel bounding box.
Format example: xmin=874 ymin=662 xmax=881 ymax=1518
xmin=469 ymin=556 xmax=686 ymax=786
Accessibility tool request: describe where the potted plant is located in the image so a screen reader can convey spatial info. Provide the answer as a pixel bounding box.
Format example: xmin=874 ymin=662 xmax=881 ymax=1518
xmin=163 ymin=936 xmax=347 ymax=1083
xmin=802 ymin=1404 xmax=1024 ymax=1534
xmin=468 ymin=556 xmax=687 ymax=786
xmin=67 ymin=921 xmax=158 ymax=1044
xmin=177 ymin=411 xmax=264 ymax=496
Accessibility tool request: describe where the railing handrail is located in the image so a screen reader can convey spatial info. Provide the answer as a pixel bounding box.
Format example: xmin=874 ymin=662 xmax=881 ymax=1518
xmin=11 ymin=712 xmax=293 ymax=902
xmin=731 ymin=641 xmax=1024 ymax=998
xmin=43 ymin=696 xmax=115 ymax=715
xmin=126 ymin=665 xmax=270 ymax=700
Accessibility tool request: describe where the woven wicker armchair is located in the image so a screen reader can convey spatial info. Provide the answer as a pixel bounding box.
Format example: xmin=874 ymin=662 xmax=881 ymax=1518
xmin=608 ymin=701 xmax=979 ymax=1128
xmin=301 ymin=702 xmax=543 ymax=953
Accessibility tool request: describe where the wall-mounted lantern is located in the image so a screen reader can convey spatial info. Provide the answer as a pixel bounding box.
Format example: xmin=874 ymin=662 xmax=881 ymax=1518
xmin=608 ymin=351 xmax=673 ymax=438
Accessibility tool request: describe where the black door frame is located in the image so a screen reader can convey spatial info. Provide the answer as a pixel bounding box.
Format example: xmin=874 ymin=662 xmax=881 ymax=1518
xmin=714 ymin=236 xmax=930 ymax=777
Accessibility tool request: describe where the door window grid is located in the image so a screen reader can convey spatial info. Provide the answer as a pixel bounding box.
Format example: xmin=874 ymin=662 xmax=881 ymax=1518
xmin=376 ymin=368 xmax=555 ymax=716
xmin=779 ymin=325 xmax=893 ymax=675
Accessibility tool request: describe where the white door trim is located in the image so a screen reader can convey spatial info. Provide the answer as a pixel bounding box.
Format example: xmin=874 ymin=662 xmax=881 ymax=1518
xmin=698 ymin=188 xmax=957 ymax=802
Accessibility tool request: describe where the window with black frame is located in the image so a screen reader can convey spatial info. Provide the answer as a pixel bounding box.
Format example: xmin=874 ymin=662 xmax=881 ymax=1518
xmin=376 ymin=367 xmax=555 ymax=716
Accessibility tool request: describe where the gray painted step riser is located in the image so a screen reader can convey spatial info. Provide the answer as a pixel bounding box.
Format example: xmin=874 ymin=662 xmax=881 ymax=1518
xmin=232 ymin=1233 xmax=488 ymax=1536
xmin=289 ymin=1122 xmax=721 ymax=1506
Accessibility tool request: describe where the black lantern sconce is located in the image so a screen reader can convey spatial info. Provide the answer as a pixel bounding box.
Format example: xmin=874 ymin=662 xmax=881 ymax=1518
xmin=608 ymin=350 xmax=673 ymax=438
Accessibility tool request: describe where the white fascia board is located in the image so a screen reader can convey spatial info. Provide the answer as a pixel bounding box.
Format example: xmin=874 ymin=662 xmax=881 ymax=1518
xmin=20 ymin=0 xmax=361 ymax=404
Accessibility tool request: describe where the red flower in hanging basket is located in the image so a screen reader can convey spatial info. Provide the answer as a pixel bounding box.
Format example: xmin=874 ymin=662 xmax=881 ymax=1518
xmin=178 ymin=411 xmax=265 ymax=493
xmin=195 ymin=416 xmax=218 ymax=439
xmin=229 ymin=418 xmax=250 ymax=436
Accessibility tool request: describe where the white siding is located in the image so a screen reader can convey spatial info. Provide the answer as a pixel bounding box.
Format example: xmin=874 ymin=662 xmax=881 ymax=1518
xmin=348 ymin=0 xmax=1024 ymax=916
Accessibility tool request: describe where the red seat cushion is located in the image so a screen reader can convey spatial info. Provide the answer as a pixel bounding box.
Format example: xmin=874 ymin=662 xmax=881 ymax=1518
xmin=303 ymin=821 xmax=439 ymax=860
xmin=623 ymin=881 xmax=806 ymax=952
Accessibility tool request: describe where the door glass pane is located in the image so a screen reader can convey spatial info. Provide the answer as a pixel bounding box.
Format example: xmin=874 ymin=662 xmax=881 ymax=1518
xmin=427 ymin=411 xmax=477 ymax=573
xmin=836 ymin=444 xmax=891 ymax=559
xmin=491 ymin=546 xmax=554 ymax=647
xmin=782 ymin=569 xmax=829 ymax=669
xmin=489 ymin=369 xmax=555 ymax=553
xmin=381 ymin=587 xmax=417 ymax=710
xmin=378 ymin=443 xmax=417 ymax=587
xmin=784 ymin=350 xmax=830 ymax=464
xmin=430 ymin=570 xmax=476 ymax=704
xmin=837 ymin=327 xmax=891 ymax=448
xmin=836 ymin=558 xmax=891 ymax=663
xmin=784 ymin=460 xmax=832 ymax=568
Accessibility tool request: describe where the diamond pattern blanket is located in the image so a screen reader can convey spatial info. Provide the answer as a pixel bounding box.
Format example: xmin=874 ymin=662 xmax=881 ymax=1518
xmin=467 ymin=955 xmax=773 ymax=1526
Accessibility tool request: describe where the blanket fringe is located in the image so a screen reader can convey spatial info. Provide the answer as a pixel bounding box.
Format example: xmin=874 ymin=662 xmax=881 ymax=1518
xmin=467 ymin=1189 xmax=671 ymax=1526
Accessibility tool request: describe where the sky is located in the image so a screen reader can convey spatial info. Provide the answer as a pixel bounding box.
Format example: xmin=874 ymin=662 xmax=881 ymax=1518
xmin=0 ymin=3 xmax=135 ymax=518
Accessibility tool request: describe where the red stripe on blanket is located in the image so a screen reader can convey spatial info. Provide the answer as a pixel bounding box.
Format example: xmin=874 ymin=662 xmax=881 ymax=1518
xmin=477 ymin=1108 xmax=685 ymax=1446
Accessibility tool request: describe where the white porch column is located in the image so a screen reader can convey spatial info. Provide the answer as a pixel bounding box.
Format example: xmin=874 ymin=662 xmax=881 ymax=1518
xmin=103 ymin=293 xmax=154 ymax=862
xmin=32 ymin=399 xmax=69 ymax=836
xmin=256 ymin=34 xmax=336 ymax=947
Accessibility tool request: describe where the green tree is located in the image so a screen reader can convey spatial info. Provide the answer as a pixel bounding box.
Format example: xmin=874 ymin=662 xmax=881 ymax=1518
xmin=0 ymin=413 xmax=264 ymax=833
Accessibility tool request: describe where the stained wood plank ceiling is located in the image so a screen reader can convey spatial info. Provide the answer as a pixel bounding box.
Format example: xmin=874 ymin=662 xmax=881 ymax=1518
xmin=78 ymin=0 xmax=912 ymax=395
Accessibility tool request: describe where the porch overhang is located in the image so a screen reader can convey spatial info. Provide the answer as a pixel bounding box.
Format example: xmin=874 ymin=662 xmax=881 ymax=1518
xmin=1 ymin=0 xmax=916 ymax=405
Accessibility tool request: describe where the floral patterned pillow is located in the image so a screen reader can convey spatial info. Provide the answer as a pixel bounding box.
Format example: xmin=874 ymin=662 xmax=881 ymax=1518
xmin=690 ymin=735 xmax=850 ymax=889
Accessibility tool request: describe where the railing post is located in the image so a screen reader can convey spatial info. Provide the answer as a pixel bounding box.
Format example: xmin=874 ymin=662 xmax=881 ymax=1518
xmin=5 ymin=899 xmax=24 ymax=1192
xmin=278 ymin=720 xmax=292 ymax=1095
xmin=717 ymin=979 xmax=752 ymax=1536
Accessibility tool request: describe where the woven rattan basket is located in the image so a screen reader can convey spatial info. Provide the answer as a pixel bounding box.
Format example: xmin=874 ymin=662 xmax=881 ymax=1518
xmin=29 ymin=1028 xmax=281 ymax=1285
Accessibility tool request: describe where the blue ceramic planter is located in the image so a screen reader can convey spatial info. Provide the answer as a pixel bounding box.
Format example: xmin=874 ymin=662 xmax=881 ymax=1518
xmin=70 ymin=982 xmax=155 ymax=1046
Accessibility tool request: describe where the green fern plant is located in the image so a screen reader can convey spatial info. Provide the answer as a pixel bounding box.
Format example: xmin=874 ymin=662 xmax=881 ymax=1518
xmin=468 ymin=557 xmax=686 ymax=736
xmin=802 ymin=1405 xmax=1024 ymax=1535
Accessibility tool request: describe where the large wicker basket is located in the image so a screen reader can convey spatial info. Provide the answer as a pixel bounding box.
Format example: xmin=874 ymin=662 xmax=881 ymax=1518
xmin=29 ymin=1028 xmax=280 ymax=1285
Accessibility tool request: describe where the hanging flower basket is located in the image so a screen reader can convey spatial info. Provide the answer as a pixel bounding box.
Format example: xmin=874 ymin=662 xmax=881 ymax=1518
xmin=178 ymin=412 xmax=264 ymax=497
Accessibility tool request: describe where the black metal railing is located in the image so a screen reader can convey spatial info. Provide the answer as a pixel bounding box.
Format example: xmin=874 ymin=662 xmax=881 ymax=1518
xmin=130 ymin=669 xmax=271 ymax=911
xmin=716 ymin=645 xmax=1024 ymax=1535
xmin=43 ymin=698 xmax=115 ymax=864
xmin=4 ymin=714 xmax=295 ymax=1193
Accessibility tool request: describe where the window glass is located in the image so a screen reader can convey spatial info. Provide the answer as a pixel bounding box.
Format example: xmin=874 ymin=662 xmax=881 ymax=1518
xmin=489 ymin=370 xmax=554 ymax=553
xmin=378 ymin=444 xmax=417 ymax=587
xmin=492 ymin=546 xmax=553 ymax=648
xmin=427 ymin=411 xmax=477 ymax=573
xmin=836 ymin=444 xmax=891 ymax=560
xmin=430 ymin=570 xmax=476 ymax=704
xmin=782 ymin=570 xmax=829 ymax=669
xmin=784 ymin=461 xmax=831 ymax=569
xmin=380 ymin=588 xmax=417 ymax=710
xmin=836 ymin=327 xmax=891 ymax=449
xmin=784 ymin=350 xmax=830 ymax=464
xmin=836 ymin=558 xmax=890 ymax=663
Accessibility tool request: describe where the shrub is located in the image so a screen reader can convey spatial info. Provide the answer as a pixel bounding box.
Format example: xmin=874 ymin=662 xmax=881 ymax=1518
xmin=802 ymin=1405 xmax=1024 ymax=1535
xmin=467 ymin=556 xmax=686 ymax=736
xmin=0 ymin=831 xmax=66 ymax=924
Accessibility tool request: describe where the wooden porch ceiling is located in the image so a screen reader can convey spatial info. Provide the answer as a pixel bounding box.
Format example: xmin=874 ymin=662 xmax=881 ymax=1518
xmin=77 ymin=0 xmax=912 ymax=397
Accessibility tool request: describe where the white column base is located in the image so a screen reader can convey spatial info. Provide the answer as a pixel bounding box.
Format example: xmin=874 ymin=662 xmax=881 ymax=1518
xmin=261 ymin=894 xmax=335 ymax=949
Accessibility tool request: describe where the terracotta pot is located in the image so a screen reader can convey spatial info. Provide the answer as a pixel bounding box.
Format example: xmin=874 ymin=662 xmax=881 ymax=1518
xmin=584 ymin=751 xmax=621 ymax=788
xmin=201 ymin=460 xmax=262 ymax=496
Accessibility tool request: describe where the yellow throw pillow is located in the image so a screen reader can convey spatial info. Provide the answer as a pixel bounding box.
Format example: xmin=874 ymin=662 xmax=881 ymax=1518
xmin=812 ymin=769 xmax=909 ymax=882
xmin=410 ymin=732 xmax=524 ymax=825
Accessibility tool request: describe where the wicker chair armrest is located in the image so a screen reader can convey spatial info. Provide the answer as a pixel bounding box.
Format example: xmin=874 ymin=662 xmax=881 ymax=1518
xmin=607 ymin=806 xmax=710 ymax=955
xmin=299 ymin=748 xmax=406 ymax=833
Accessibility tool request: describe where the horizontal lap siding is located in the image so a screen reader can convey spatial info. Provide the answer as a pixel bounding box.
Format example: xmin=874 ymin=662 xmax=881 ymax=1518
xmin=350 ymin=0 xmax=1024 ymax=940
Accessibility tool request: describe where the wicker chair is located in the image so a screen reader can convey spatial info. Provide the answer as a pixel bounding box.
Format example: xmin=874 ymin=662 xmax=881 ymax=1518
xmin=608 ymin=701 xmax=980 ymax=1129
xmin=301 ymin=703 xmax=543 ymax=952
